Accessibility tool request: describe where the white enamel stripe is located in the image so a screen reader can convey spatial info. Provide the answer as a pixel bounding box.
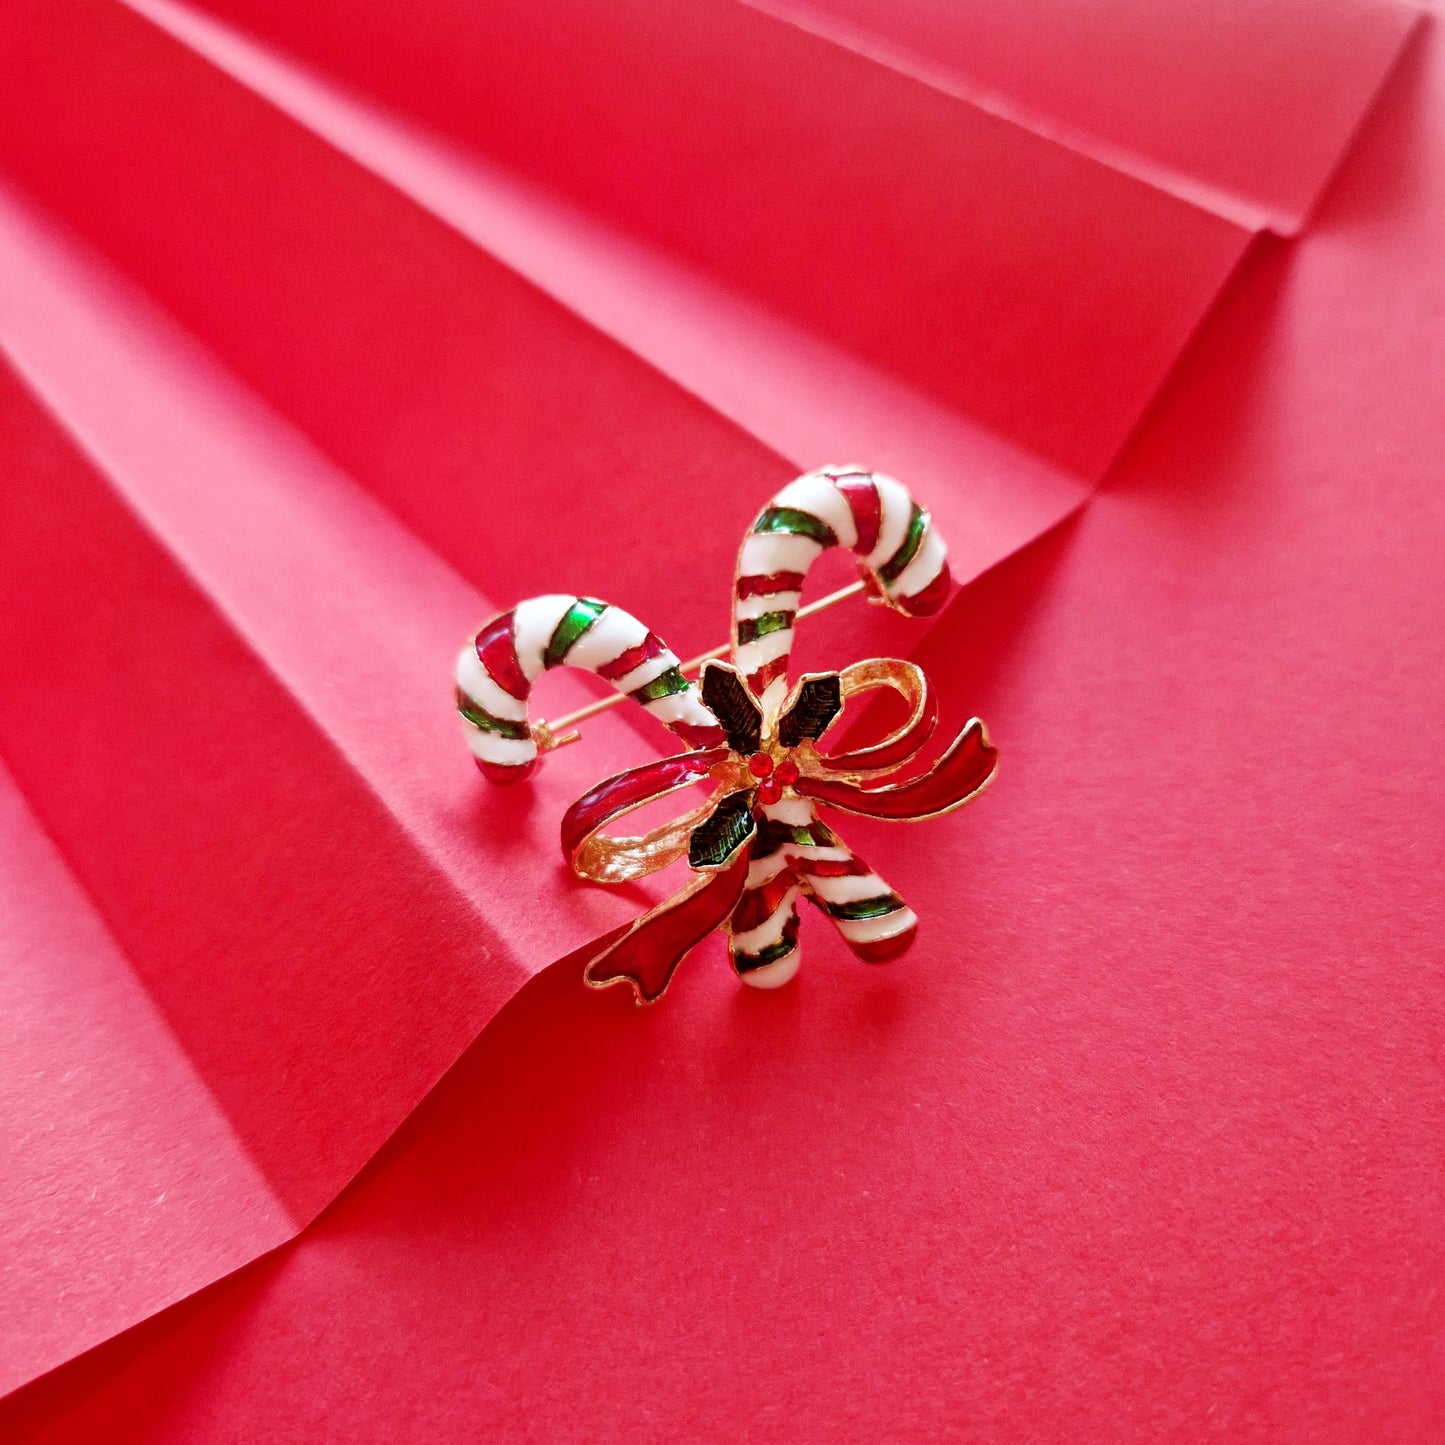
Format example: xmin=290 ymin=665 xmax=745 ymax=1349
xmin=834 ymin=907 xmax=918 ymax=946
xmin=746 ymin=852 xmax=791 ymax=888
xmin=510 ymin=594 xmax=577 ymax=682
xmin=736 ymin=590 xmax=802 ymax=621
xmin=460 ymin=725 xmax=534 ymax=767
xmin=891 ymin=525 xmax=947 ymax=601
xmin=863 ymin=473 xmax=913 ymax=572
xmin=763 ymin=797 xmax=814 ymax=826
xmin=756 ymin=675 xmax=790 ymax=712
xmin=739 ymin=530 xmax=824 ymax=581
xmin=454 ymin=645 xmax=528 ymax=722
xmin=781 ymin=844 xmax=853 ymax=864
xmin=772 ymin=472 xmax=858 ymax=549
xmin=644 ymin=690 xmax=720 ymax=732
xmin=734 ymin=629 xmax=793 ymax=682
xmin=742 ymin=631 xmax=794 ymax=667
xmin=563 ymin=603 xmax=648 ymax=671
xmin=729 ymin=884 xmax=802 ymax=955
xmin=806 ymin=871 xmax=892 ymax=906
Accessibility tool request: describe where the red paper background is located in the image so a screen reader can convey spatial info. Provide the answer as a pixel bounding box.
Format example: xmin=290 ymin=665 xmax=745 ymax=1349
xmin=746 ymin=0 xmax=1419 ymax=230
xmin=1 ymin=0 xmax=1440 ymax=1438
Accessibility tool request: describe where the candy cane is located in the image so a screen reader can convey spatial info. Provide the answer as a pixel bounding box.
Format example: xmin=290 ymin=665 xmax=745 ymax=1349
xmin=456 ymin=595 xmax=726 ymax=783
xmin=728 ymin=798 xmax=918 ymax=988
xmin=455 ymin=471 xmax=989 ymax=1002
xmin=722 ymin=468 xmax=944 ymax=984
xmin=732 ymin=466 xmax=951 ymax=712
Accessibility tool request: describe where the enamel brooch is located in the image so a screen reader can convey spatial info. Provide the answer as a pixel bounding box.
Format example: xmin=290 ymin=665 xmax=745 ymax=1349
xmin=456 ymin=467 xmax=997 ymax=1003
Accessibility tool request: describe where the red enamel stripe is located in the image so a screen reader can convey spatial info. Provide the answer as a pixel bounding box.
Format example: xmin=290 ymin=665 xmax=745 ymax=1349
xmin=891 ymin=562 xmax=953 ymax=617
xmin=730 ymin=868 xmax=799 ymax=933
xmin=746 ymin=656 xmax=790 ymax=696
xmin=847 ymin=919 xmax=918 ymax=963
xmin=737 ymin=570 xmax=806 ymax=600
xmin=474 ymin=612 xmax=529 ymax=701
xmin=800 ymin=718 xmax=998 ymax=819
xmin=792 ymin=856 xmax=872 ymax=879
xmin=476 ymin=757 xmax=535 ymax=785
xmin=584 ymin=848 xmax=752 ymax=1004
xmin=596 ymin=630 xmax=668 ymax=682
xmin=673 ymin=719 xmax=730 ymax=749
xmin=833 ymin=474 xmax=881 ymax=556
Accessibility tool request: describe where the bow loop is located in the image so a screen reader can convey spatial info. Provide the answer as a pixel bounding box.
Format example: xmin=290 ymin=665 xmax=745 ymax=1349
xmin=809 ymin=658 xmax=937 ymax=777
xmin=801 ymin=718 xmax=998 ymax=820
xmin=562 ymin=746 xmax=737 ymax=884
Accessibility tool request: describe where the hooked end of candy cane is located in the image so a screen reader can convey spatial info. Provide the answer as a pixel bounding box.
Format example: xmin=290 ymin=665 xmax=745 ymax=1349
xmin=884 ymin=559 xmax=953 ymax=617
xmin=457 ymin=598 xmax=726 ymax=785
xmin=460 ymin=711 xmax=582 ymax=783
xmin=846 ymin=918 xmax=918 ymax=963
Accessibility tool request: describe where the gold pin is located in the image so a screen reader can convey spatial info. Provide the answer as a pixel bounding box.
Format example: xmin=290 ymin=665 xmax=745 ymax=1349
xmin=533 ymin=579 xmax=873 ymax=751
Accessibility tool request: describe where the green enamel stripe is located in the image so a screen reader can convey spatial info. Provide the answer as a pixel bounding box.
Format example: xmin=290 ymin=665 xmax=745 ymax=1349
xmin=877 ymin=504 xmax=927 ymax=585
xmin=544 ymin=597 xmax=607 ymax=669
xmin=456 ymin=693 xmax=531 ymax=741
xmin=735 ymin=610 xmax=795 ymax=647
xmin=753 ymin=506 xmax=838 ymax=549
xmin=630 ymin=666 xmax=690 ymax=706
xmin=823 ymin=892 xmax=906 ymax=922
xmin=733 ymin=920 xmax=800 ymax=973
xmin=756 ymin=818 xmax=841 ymax=850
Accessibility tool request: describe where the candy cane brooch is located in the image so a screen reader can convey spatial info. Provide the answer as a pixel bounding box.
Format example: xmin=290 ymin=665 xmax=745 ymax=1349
xmin=455 ymin=467 xmax=998 ymax=1004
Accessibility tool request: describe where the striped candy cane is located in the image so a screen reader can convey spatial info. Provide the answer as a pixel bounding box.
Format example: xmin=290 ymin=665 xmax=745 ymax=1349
xmin=732 ymin=466 xmax=951 ymax=712
xmin=728 ymin=800 xmax=916 ymax=989
xmin=455 ymin=469 xmax=993 ymax=1004
xmin=723 ymin=467 xmax=946 ymax=986
xmin=456 ymin=595 xmax=726 ymax=783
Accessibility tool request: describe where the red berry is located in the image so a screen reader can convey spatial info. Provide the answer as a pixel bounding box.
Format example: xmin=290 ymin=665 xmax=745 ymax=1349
xmin=748 ymin=751 xmax=774 ymax=778
xmin=756 ymin=778 xmax=783 ymax=804
xmin=775 ymin=758 xmax=800 ymax=786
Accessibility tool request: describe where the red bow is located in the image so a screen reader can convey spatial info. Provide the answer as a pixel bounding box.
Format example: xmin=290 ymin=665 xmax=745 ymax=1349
xmin=562 ymin=657 xmax=997 ymax=1002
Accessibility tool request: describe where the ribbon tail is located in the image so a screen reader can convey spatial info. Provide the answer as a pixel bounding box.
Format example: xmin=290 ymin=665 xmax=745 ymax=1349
xmin=799 ymin=718 xmax=998 ymax=820
xmin=582 ymin=847 xmax=753 ymax=1004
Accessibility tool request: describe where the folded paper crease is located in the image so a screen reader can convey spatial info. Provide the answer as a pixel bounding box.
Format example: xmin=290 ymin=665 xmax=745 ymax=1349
xmin=0 ymin=0 xmax=1421 ymax=1403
